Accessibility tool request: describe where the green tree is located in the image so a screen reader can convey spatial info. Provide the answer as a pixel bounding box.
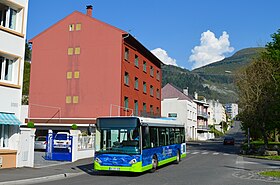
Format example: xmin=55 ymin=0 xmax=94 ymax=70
xmin=22 ymin=42 xmax=31 ymax=104
xmin=236 ymin=29 xmax=280 ymax=147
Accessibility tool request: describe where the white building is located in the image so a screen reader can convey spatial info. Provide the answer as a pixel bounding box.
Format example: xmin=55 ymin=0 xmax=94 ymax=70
xmin=207 ymin=100 xmax=227 ymax=132
xmin=161 ymin=84 xmax=197 ymax=141
xmin=0 ymin=0 xmax=29 ymax=168
xmin=225 ymin=103 xmax=238 ymax=119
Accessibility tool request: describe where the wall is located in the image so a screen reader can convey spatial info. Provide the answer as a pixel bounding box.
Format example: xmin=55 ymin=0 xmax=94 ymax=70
xmin=29 ymin=12 xmax=123 ymax=119
xmin=121 ymin=43 xmax=161 ymax=116
xmin=16 ymin=128 xmax=35 ymax=167
xmin=161 ymin=98 xmax=197 ymax=141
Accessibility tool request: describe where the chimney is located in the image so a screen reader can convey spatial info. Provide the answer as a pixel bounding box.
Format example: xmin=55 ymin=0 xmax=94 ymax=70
xmin=183 ymin=87 xmax=188 ymax=96
xmin=86 ymin=5 xmax=93 ymax=17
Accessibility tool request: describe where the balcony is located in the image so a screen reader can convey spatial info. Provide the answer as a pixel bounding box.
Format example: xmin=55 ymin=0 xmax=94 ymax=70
xmin=197 ymin=111 xmax=209 ymax=119
xmin=197 ymin=125 xmax=210 ymax=131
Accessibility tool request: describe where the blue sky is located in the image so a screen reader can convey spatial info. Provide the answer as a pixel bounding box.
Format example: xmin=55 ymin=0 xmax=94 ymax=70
xmin=27 ymin=0 xmax=280 ymax=70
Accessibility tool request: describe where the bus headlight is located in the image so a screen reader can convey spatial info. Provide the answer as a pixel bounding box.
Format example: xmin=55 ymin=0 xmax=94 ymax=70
xmin=95 ymin=157 xmax=102 ymax=164
xmin=129 ymin=159 xmax=137 ymax=164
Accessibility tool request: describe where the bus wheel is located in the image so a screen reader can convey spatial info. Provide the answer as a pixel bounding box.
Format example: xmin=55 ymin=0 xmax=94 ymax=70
xmin=175 ymin=150 xmax=180 ymax=164
xmin=150 ymin=155 xmax=158 ymax=173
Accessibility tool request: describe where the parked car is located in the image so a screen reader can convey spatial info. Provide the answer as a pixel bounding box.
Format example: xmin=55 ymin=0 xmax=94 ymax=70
xmin=53 ymin=132 xmax=70 ymax=148
xmin=35 ymin=136 xmax=47 ymax=150
xmin=223 ymin=136 xmax=235 ymax=145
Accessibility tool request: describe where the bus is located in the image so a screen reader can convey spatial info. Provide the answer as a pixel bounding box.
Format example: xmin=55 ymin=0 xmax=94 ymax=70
xmin=94 ymin=117 xmax=186 ymax=172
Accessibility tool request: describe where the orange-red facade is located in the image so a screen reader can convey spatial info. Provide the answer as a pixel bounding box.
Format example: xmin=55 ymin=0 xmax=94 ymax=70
xmin=29 ymin=10 xmax=161 ymax=120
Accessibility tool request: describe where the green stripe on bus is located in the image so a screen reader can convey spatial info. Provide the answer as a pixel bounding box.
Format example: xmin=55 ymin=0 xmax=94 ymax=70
xmin=181 ymin=153 xmax=187 ymax=158
xmin=158 ymin=156 xmax=177 ymax=166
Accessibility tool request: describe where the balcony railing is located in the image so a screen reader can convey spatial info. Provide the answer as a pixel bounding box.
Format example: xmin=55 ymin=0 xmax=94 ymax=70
xmin=197 ymin=111 xmax=209 ymax=119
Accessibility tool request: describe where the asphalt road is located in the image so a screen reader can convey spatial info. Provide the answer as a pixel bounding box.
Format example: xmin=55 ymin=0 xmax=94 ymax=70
xmin=38 ymin=122 xmax=280 ymax=185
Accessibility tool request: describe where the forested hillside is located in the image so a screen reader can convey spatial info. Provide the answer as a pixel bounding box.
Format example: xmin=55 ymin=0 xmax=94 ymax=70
xmin=162 ymin=47 xmax=264 ymax=103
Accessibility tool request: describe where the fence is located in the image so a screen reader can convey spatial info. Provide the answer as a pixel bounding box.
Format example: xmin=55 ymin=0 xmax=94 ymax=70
xmin=78 ymin=135 xmax=94 ymax=150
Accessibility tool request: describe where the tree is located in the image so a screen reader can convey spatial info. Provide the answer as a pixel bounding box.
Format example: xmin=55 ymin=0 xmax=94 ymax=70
xmin=236 ymin=58 xmax=275 ymax=148
xmin=236 ymin=29 xmax=280 ymax=147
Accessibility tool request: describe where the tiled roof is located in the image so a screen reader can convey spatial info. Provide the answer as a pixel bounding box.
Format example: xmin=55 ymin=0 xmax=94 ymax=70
xmin=161 ymin=83 xmax=192 ymax=101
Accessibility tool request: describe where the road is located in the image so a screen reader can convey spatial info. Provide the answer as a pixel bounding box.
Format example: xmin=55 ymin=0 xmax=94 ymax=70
xmin=38 ymin=122 xmax=280 ymax=185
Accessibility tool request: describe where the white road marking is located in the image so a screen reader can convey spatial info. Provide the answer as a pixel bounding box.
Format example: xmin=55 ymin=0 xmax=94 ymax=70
xmin=213 ymin=152 xmax=219 ymax=155
xmin=201 ymin=152 xmax=209 ymax=155
xmin=191 ymin=152 xmax=199 ymax=155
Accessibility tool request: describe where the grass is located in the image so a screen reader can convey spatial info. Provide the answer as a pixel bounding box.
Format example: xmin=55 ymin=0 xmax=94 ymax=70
xmin=259 ymin=171 xmax=280 ymax=178
xmin=247 ymin=155 xmax=280 ymax=161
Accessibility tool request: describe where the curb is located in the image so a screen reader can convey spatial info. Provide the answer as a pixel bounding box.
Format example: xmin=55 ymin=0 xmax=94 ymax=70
xmin=0 ymin=172 xmax=85 ymax=185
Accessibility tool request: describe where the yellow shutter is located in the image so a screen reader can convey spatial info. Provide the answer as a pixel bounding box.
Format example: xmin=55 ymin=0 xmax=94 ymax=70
xmin=68 ymin=48 xmax=73 ymax=55
xmin=76 ymin=23 xmax=81 ymax=31
xmin=67 ymin=72 xmax=72 ymax=79
xmin=74 ymin=71 xmax=80 ymax=79
xmin=73 ymin=96 xmax=79 ymax=104
xmin=66 ymin=96 xmax=72 ymax=104
xmin=75 ymin=47 xmax=80 ymax=55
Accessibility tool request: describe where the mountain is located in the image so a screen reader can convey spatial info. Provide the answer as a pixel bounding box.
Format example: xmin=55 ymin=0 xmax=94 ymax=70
xmin=162 ymin=47 xmax=264 ymax=103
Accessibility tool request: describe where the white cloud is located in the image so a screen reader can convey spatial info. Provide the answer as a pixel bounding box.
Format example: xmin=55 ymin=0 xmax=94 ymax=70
xmin=189 ymin=30 xmax=234 ymax=70
xmin=151 ymin=48 xmax=177 ymax=66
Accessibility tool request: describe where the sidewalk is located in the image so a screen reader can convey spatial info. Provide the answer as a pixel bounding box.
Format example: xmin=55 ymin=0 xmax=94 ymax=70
xmin=0 ymin=157 xmax=93 ymax=185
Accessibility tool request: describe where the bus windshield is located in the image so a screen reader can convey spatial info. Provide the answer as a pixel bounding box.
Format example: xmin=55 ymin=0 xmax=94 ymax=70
xmin=96 ymin=127 xmax=140 ymax=155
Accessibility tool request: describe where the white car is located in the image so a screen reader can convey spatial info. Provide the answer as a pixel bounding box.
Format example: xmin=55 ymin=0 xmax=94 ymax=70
xmin=53 ymin=132 xmax=71 ymax=148
xmin=35 ymin=136 xmax=47 ymax=150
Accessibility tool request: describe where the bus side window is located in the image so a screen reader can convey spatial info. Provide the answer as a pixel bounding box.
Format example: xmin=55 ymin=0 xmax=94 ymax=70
xmin=150 ymin=127 xmax=158 ymax=148
xmin=170 ymin=128 xmax=175 ymax=145
xmin=159 ymin=128 xmax=166 ymax=146
xmin=142 ymin=126 xmax=150 ymax=149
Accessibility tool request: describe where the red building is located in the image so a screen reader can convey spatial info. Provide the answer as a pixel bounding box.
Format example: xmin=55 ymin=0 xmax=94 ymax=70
xmin=28 ymin=6 xmax=162 ymax=127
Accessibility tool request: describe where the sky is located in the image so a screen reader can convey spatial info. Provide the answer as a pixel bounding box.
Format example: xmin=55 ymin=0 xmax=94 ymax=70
xmin=27 ymin=0 xmax=280 ymax=70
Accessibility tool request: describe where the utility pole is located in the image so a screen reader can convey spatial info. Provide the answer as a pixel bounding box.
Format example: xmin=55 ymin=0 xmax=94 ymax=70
xmin=247 ymin=127 xmax=250 ymax=149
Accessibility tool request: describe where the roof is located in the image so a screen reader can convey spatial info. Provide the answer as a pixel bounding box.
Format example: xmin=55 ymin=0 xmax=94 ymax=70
xmin=161 ymin=83 xmax=192 ymax=101
xmin=29 ymin=11 xmax=126 ymax=43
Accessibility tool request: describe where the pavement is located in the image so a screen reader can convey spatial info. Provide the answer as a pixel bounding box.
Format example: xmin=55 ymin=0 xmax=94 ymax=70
xmin=0 ymin=157 xmax=94 ymax=185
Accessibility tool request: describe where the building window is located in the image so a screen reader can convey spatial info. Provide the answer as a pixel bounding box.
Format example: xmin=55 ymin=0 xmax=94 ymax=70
xmin=0 ymin=56 xmax=14 ymax=82
xmin=69 ymin=24 xmax=75 ymax=31
xmin=156 ymin=70 xmax=160 ymax=80
xmin=134 ymin=77 xmax=138 ymax=90
xmin=156 ymin=107 xmax=160 ymax=115
xmin=76 ymin=23 xmax=81 ymax=31
xmin=156 ymin=89 xmax=160 ymax=99
xmin=143 ymin=103 xmax=147 ymax=112
xmin=75 ymin=47 xmax=80 ymax=55
xmin=143 ymin=81 xmax=147 ymax=93
xmin=0 ymin=125 xmax=9 ymax=148
xmin=150 ymin=85 xmax=154 ymax=96
xmin=124 ymin=48 xmax=129 ymax=61
xmin=124 ymin=72 xmax=129 ymax=86
xmin=66 ymin=72 xmax=72 ymax=79
xmin=0 ymin=5 xmax=19 ymax=31
xmin=150 ymin=105 xmax=154 ymax=114
xmin=134 ymin=55 xmax=139 ymax=67
xmin=143 ymin=61 xmax=147 ymax=72
xmin=150 ymin=66 xmax=154 ymax=77
xmin=66 ymin=96 xmax=72 ymax=104
xmin=9 ymin=8 xmax=17 ymax=30
xmin=134 ymin=100 xmax=138 ymax=116
xmin=73 ymin=96 xmax=79 ymax=104
xmin=124 ymin=96 xmax=129 ymax=110
xmin=68 ymin=48 xmax=73 ymax=55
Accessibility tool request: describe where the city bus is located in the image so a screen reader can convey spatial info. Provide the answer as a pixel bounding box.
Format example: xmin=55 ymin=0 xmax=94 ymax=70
xmin=94 ymin=117 xmax=186 ymax=172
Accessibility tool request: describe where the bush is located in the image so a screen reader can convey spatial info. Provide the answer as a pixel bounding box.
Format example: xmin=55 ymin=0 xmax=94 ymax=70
xmin=71 ymin=124 xmax=78 ymax=130
xmin=27 ymin=121 xmax=35 ymax=128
